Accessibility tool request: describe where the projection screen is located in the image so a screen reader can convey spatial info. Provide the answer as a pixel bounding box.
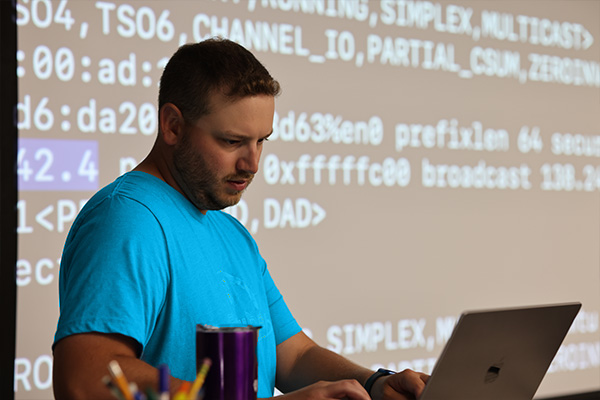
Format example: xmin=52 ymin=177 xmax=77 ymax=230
xmin=14 ymin=1 xmax=600 ymax=398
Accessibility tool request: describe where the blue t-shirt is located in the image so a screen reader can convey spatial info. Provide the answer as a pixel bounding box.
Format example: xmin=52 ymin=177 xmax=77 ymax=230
xmin=54 ymin=171 xmax=301 ymax=397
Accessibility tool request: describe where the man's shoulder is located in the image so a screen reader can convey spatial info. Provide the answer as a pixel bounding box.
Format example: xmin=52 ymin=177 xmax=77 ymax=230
xmin=85 ymin=171 xmax=186 ymax=215
xmin=66 ymin=172 xmax=183 ymax=240
xmin=108 ymin=171 xmax=178 ymax=202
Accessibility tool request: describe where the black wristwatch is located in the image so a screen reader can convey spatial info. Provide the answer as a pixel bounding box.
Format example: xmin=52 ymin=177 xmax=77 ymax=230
xmin=363 ymin=368 xmax=395 ymax=396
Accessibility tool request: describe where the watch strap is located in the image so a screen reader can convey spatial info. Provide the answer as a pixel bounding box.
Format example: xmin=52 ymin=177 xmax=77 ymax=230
xmin=363 ymin=368 xmax=395 ymax=396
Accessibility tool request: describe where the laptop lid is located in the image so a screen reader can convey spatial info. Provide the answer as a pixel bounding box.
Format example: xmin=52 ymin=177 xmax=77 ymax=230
xmin=419 ymin=302 xmax=581 ymax=400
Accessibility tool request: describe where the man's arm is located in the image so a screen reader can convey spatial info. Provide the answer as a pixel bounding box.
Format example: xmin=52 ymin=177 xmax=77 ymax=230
xmin=275 ymin=331 xmax=373 ymax=392
xmin=274 ymin=331 xmax=428 ymax=400
xmin=53 ymin=332 xmax=185 ymax=400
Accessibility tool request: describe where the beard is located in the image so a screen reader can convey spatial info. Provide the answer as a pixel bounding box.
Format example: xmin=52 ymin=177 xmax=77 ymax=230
xmin=172 ymin=132 xmax=253 ymax=211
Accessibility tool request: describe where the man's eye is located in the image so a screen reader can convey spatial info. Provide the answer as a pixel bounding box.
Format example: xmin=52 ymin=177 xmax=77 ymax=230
xmin=224 ymin=139 xmax=240 ymax=145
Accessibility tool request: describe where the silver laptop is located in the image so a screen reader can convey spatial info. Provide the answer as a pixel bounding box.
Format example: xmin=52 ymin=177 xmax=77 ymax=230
xmin=419 ymin=302 xmax=581 ymax=400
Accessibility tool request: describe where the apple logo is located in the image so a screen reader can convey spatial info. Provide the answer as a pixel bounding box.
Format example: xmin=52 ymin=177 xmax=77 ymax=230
xmin=484 ymin=364 xmax=502 ymax=383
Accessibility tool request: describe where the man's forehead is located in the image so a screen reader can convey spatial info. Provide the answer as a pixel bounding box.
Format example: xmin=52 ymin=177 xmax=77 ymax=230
xmin=206 ymin=90 xmax=274 ymax=109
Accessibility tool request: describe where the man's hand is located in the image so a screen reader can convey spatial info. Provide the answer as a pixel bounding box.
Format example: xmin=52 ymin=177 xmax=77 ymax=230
xmin=371 ymin=370 xmax=429 ymax=400
xmin=274 ymin=332 xmax=429 ymax=400
xmin=276 ymin=379 xmax=371 ymax=400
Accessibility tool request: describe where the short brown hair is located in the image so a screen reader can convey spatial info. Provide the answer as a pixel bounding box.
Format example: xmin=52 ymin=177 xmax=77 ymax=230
xmin=158 ymin=37 xmax=280 ymax=125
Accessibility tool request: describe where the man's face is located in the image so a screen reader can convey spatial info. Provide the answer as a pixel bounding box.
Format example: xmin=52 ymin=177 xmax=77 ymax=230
xmin=171 ymin=93 xmax=274 ymax=212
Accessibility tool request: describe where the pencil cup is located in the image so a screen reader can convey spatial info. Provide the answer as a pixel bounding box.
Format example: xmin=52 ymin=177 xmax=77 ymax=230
xmin=196 ymin=325 xmax=260 ymax=400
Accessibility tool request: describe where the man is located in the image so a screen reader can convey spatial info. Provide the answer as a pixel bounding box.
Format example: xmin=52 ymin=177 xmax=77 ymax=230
xmin=53 ymin=38 xmax=428 ymax=399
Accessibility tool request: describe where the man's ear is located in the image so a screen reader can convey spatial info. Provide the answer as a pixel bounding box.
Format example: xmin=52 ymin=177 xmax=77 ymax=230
xmin=159 ymin=103 xmax=185 ymax=146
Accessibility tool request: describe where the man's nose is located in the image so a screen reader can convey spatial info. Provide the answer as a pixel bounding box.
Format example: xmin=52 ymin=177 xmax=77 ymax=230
xmin=237 ymin=144 xmax=260 ymax=174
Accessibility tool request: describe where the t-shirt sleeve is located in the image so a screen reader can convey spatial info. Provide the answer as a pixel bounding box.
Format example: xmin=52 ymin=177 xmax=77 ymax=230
xmin=262 ymin=262 xmax=302 ymax=346
xmin=54 ymin=194 xmax=170 ymax=351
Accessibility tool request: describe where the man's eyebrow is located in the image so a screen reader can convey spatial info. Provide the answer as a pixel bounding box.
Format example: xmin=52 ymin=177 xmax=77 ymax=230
xmin=217 ymin=129 xmax=273 ymax=140
xmin=262 ymin=129 xmax=274 ymax=139
xmin=216 ymin=130 xmax=249 ymax=139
